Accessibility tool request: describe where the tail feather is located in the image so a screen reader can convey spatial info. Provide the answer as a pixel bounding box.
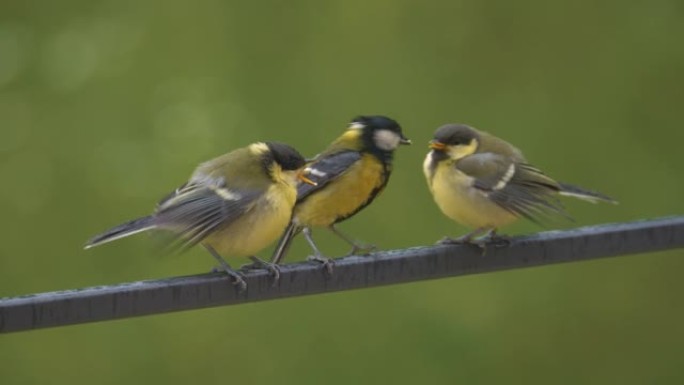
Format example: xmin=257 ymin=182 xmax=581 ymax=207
xmin=558 ymin=182 xmax=618 ymax=204
xmin=84 ymin=216 xmax=156 ymax=249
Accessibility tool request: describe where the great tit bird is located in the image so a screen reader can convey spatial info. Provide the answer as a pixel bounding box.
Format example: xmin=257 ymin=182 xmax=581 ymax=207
xmin=269 ymin=115 xmax=411 ymax=272
xmin=423 ymin=124 xmax=616 ymax=244
xmin=85 ymin=142 xmax=313 ymax=291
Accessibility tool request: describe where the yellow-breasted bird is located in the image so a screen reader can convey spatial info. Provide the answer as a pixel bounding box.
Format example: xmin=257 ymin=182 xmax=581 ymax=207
xmin=85 ymin=142 xmax=314 ymax=290
xmin=423 ymin=124 xmax=616 ymax=244
xmin=269 ymin=115 xmax=411 ymax=271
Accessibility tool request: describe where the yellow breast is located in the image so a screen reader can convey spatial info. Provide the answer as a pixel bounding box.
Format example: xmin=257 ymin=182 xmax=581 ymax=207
xmin=203 ymin=181 xmax=296 ymax=257
xmin=426 ymin=159 xmax=518 ymax=230
xmin=294 ymin=154 xmax=386 ymax=227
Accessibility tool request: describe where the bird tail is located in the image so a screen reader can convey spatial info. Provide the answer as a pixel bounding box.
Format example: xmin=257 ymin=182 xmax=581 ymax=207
xmin=84 ymin=216 xmax=156 ymax=249
xmin=558 ymin=182 xmax=618 ymax=204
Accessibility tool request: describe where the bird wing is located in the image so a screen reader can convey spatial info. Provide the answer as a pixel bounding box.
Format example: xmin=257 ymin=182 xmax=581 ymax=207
xmin=455 ymin=153 xmax=569 ymax=224
xmin=153 ymin=176 xmax=261 ymax=249
xmin=297 ymin=150 xmax=362 ymax=202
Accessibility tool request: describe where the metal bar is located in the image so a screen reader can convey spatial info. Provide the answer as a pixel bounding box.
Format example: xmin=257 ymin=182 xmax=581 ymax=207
xmin=1 ymin=216 xmax=683 ymax=334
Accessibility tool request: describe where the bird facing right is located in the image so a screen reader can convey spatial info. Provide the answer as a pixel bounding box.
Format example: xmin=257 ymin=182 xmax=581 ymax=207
xmin=423 ymin=123 xmax=616 ymax=244
xmin=85 ymin=141 xmax=312 ymax=291
xmin=269 ymin=115 xmax=411 ymax=272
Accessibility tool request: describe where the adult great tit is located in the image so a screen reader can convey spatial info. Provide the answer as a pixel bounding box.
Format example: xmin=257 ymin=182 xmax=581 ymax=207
xmin=423 ymin=124 xmax=616 ymax=244
xmin=270 ymin=115 xmax=411 ymax=272
xmin=85 ymin=142 xmax=313 ymax=291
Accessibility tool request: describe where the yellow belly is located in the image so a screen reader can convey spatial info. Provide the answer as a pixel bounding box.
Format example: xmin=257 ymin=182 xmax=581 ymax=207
xmin=203 ymin=182 xmax=296 ymax=257
xmin=429 ymin=162 xmax=518 ymax=229
xmin=294 ymin=154 xmax=385 ymax=227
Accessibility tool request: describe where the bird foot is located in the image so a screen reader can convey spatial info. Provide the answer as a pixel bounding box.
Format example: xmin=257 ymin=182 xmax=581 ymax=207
xmin=210 ymin=266 xmax=247 ymax=292
xmin=232 ymin=275 xmax=248 ymax=292
xmin=203 ymin=245 xmax=247 ymax=292
xmin=438 ymin=235 xmax=489 ymax=255
xmin=436 ymin=235 xmax=472 ymax=245
xmin=436 ymin=233 xmax=509 ymax=256
xmin=486 ymin=234 xmax=512 ymax=247
xmin=348 ymin=243 xmax=377 ymax=256
xmin=240 ymin=256 xmax=281 ymax=285
xmin=219 ymin=268 xmax=247 ymax=292
xmin=307 ymin=255 xmax=335 ymax=275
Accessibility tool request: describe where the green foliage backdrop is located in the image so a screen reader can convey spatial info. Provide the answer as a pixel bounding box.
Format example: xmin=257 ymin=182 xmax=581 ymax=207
xmin=1 ymin=1 xmax=682 ymax=384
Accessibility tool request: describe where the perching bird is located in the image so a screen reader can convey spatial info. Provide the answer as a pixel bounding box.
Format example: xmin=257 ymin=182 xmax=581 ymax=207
xmin=269 ymin=115 xmax=411 ymax=272
xmin=423 ymin=124 xmax=616 ymax=244
xmin=85 ymin=142 xmax=313 ymax=291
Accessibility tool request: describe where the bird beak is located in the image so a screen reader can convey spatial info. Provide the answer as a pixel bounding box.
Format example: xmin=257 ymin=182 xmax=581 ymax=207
xmin=429 ymin=140 xmax=446 ymax=150
xmin=297 ymin=170 xmax=318 ymax=186
xmin=400 ymin=136 xmax=412 ymax=145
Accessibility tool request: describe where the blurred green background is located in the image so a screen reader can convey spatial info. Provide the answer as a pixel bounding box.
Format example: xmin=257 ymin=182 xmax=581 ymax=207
xmin=1 ymin=0 xmax=683 ymax=384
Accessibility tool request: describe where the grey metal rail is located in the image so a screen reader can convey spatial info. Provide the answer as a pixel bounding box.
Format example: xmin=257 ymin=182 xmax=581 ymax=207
xmin=1 ymin=216 xmax=682 ymax=334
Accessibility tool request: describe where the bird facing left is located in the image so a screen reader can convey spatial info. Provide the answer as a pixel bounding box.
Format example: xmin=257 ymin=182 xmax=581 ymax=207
xmin=84 ymin=141 xmax=314 ymax=291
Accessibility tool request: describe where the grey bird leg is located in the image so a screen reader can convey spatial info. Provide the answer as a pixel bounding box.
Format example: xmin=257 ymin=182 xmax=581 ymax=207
xmin=483 ymin=229 xmax=512 ymax=247
xmin=269 ymin=223 xmax=301 ymax=265
xmin=240 ymin=256 xmax=281 ymax=284
xmin=437 ymin=227 xmax=490 ymax=245
xmin=303 ymin=227 xmax=334 ymax=275
xmin=329 ymin=224 xmax=377 ymax=256
xmin=470 ymin=229 xmax=512 ymax=255
xmin=204 ymin=244 xmax=247 ymax=292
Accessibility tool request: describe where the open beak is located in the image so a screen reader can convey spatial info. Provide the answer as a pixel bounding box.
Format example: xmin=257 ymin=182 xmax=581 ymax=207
xmin=297 ymin=170 xmax=318 ymax=186
xmin=429 ymin=140 xmax=446 ymax=150
xmin=400 ymin=136 xmax=412 ymax=145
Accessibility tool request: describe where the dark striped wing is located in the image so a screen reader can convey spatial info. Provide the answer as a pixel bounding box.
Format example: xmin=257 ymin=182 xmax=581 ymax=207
xmin=297 ymin=150 xmax=362 ymax=202
xmin=456 ymin=153 xmax=569 ymax=224
xmin=153 ymin=177 xmax=261 ymax=249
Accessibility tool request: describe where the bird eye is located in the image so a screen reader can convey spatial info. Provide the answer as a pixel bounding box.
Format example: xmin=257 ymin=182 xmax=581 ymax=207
xmin=451 ymin=136 xmax=467 ymax=145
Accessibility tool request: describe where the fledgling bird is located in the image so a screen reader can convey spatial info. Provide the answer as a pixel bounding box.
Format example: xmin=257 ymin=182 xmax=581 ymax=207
xmin=269 ymin=115 xmax=411 ymax=272
xmin=84 ymin=142 xmax=314 ymax=291
xmin=423 ymin=124 xmax=616 ymax=244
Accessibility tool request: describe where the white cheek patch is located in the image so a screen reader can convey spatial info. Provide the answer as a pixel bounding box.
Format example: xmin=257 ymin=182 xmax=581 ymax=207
xmin=446 ymin=139 xmax=479 ymax=161
xmin=447 ymin=146 xmax=463 ymax=160
xmin=374 ymin=129 xmax=401 ymax=151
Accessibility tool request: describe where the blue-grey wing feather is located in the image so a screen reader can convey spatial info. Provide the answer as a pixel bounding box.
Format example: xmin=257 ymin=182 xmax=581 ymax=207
xmin=456 ymin=153 xmax=568 ymax=224
xmin=153 ymin=178 xmax=261 ymax=249
xmin=297 ymin=150 xmax=361 ymax=202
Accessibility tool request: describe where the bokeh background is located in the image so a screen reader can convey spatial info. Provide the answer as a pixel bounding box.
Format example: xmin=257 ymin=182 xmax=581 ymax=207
xmin=1 ymin=0 xmax=683 ymax=384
